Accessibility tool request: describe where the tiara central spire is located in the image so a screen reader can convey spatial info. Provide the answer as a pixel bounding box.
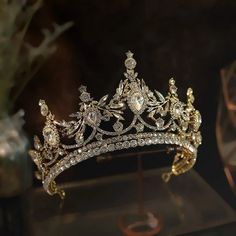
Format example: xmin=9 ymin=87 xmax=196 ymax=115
xmin=29 ymin=51 xmax=202 ymax=199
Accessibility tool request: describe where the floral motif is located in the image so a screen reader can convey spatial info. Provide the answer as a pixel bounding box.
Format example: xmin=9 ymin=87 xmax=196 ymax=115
xmin=29 ymin=51 xmax=202 ymax=199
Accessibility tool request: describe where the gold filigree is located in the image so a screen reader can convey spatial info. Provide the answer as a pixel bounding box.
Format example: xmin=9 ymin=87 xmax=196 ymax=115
xmin=29 ymin=51 xmax=202 ymax=198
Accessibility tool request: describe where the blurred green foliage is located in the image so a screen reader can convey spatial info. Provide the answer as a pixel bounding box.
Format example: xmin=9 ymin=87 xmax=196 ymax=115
xmin=0 ymin=0 xmax=73 ymax=118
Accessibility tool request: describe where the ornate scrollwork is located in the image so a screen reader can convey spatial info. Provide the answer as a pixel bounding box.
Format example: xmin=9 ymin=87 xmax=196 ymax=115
xmin=29 ymin=51 xmax=202 ymax=198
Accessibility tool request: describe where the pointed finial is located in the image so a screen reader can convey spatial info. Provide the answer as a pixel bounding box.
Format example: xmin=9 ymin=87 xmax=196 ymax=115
xmin=125 ymin=50 xmax=137 ymax=70
xmin=126 ymin=50 xmax=134 ymax=58
xmin=169 ymin=78 xmax=177 ymax=95
xmin=187 ymin=88 xmax=194 ymax=104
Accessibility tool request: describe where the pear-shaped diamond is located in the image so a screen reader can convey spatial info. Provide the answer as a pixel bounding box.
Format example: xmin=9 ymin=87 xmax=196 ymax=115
xmin=87 ymin=111 xmax=97 ymax=125
xmin=130 ymin=92 xmax=145 ymax=114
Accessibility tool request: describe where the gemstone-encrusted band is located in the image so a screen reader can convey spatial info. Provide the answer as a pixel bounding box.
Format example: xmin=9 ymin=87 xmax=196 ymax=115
xmin=29 ymin=51 xmax=202 ymax=199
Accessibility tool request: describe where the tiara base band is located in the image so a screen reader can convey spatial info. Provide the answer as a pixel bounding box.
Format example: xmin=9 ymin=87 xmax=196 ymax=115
xmin=43 ymin=131 xmax=196 ymax=195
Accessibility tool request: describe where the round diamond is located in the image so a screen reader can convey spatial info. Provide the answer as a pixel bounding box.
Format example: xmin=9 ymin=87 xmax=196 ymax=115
xmin=123 ymin=141 xmax=130 ymax=149
xmin=80 ymin=92 xmax=91 ymax=102
xmin=125 ymin=57 xmax=137 ymax=70
xmin=108 ymin=144 xmax=115 ymax=151
xmin=138 ymin=139 xmax=145 ymax=146
xmin=116 ymin=142 xmax=123 ymax=150
xmin=130 ymin=140 xmax=137 ymax=147
xmin=135 ymin=123 xmax=144 ymax=132
xmin=70 ymin=158 xmax=76 ymax=165
xmin=152 ymin=137 xmax=158 ymax=144
xmin=100 ymin=145 xmax=108 ymax=153
xmin=156 ymin=118 xmax=165 ymax=129
xmin=95 ymin=133 xmax=103 ymax=140
xmin=94 ymin=148 xmax=100 ymax=156
xmin=113 ymin=121 xmax=123 ymax=132
xmin=146 ymin=138 xmax=152 ymax=145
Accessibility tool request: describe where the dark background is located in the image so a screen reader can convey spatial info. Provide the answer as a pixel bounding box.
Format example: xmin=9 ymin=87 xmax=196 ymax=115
xmin=16 ymin=0 xmax=236 ymax=209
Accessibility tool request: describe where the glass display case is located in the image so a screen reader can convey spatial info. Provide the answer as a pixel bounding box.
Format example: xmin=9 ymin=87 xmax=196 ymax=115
xmin=22 ymin=167 xmax=236 ymax=236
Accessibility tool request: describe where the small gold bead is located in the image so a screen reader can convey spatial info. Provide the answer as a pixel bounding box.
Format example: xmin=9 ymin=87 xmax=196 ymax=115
xmin=187 ymin=88 xmax=193 ymax=96
xmin=169 ymin=78 xmax=175 ymax=86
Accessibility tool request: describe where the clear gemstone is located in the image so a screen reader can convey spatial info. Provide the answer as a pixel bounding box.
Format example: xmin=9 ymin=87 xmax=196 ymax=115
xmin=130 ymin=140 xmax=137 ymax=147
xmin=43 ymin=126 xmax=58 ymax=146
xmin=125 ymin=57 xmax=137 ymax=70
xmin=34 ymin=135 xmax=42 ymax=150
xmin=113 ymin=121 xmax=123 ymax=132
xmin=87 ymin=111 xmax=97 ymax=125
xmin=108 ymin=144 xmax=115 ymax=151
xmin=152 ymin=137 xmax=158 ymax=144
xmin=116 ymin=142 xmax=123 ymax=150
xmin=82 ymin=153 xmax=88 ymax=160
xmin=146 ymin=138 xmax=152 ymax=145
xmin=94 ymin=148 xmax=100 ymax=156
xmin=65 ymin=162 xmax=71 ymax=168
xmin=40 ymin=103 xmax=48 ymax=116
xmin=172 ymin=102 xmax=183 ymax=119
xmin=29 ymin=150 xmax=40 ymax=163
xmin=135 ymin=123 xmax=144 ymax=132
xmin=123 ymin=141 xmax=130 ymax=149
xmin=130 ymin=92 xmax=144 ymax=112
xmin=100 ymin=145 xmax=108 ymax=153
xmin=138 ymin=139 xmax=145 ymax=146
xmin=70 ymin=158 xmax=76 ymax=165
xmin=95 ymin=133 xmax=103 ymax=140
xmin=181 ymin=121 xmax=188 ymax=131
xmin=87 ymin=149 xmax=93 ymax=157
xmin=156 ymin=118 xmax=165 ymax=129
xmin=80 ymin=92 xmax=91 ymax=102
xmin=170 ymin=123 xmax=177 ymax=131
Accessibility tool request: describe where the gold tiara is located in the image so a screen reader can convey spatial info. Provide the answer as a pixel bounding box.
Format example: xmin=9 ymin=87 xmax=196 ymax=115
xmin=29 ymin=51 xmax=202 ymax=199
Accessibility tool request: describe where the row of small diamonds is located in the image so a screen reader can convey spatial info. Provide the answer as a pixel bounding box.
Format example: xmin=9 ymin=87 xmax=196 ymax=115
xmin=43 ymin=132 xmax=196 ymax=194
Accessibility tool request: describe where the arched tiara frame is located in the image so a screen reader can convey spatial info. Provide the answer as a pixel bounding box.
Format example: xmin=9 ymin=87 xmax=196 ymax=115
xmin=29 ymin=51 xmax=202 ymax=199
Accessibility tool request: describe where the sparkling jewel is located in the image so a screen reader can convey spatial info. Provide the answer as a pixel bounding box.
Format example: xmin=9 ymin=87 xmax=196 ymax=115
xmin=34 ymin=135 xmax=42 ymax=150
xmin=125 ymin=56 xmax=137 ymax=70
xmin=75 ymin=133 xmax=84 ymax=145
xmin=29 ymin=150 xmax=40 ymax=163
xmin=40 ymin=104 xmax=48 ymax=116
xmin=135 ymin=123 xmax=144 ymax=132
xmin=80 ymin=92 xmax=91 ymax=102
xmin=87 ymin=111 xmax=98 ymax=125
xmin=171 ymin=102 xmax=183 ymax=119
xmin=44 ymin=132 xmax=197 ymax=193
xmin=155 ymin=118 xmax=165 ymax=129
xmin=43 ymin=126 xmax=59 ymax=146
xmin=95 ymin=133 xmax=103 ymax=140
xmin=130 ymin=92 xmax=145 ymax=113
xmin=113 ymin=121 xmax=123 ymax=132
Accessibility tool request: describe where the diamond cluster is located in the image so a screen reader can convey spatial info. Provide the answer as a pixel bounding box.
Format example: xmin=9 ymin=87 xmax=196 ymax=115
xmin=29 ymin=51 xmax=202 ymax=198
xmin=43 ymin=132 xmax=196 ymax=193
